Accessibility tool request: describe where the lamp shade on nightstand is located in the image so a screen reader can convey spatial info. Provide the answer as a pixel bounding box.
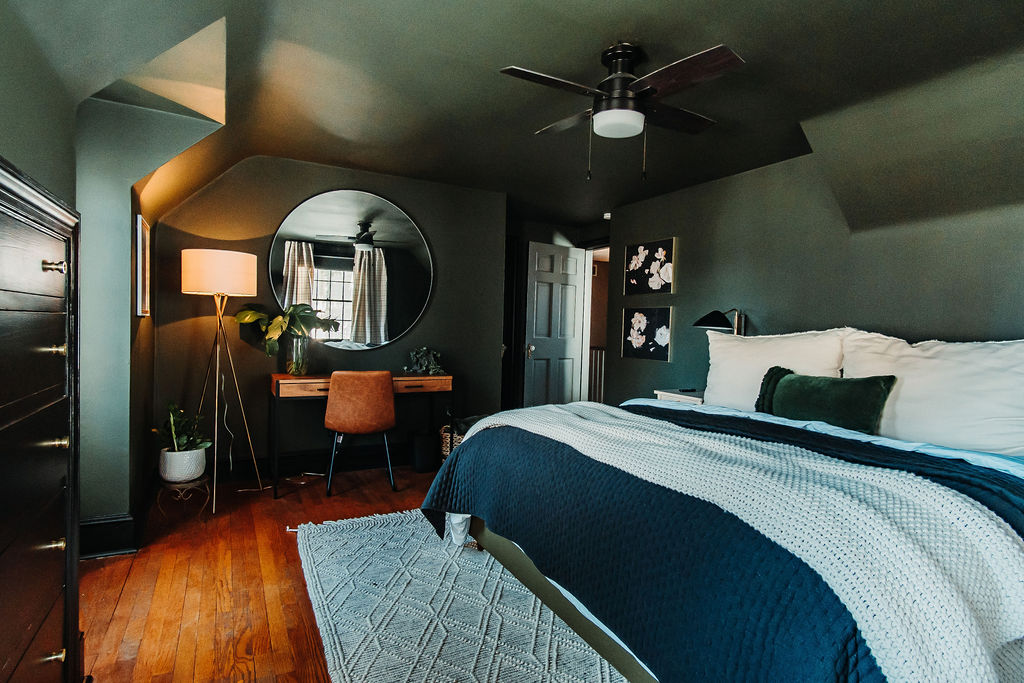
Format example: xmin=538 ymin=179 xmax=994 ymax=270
xmin=181 ymin=249 xmax=258 ymax=296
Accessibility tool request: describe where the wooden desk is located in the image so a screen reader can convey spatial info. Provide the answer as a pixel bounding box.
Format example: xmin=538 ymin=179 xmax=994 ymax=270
xmin=268 ymin=373 xmax=453 ymax=497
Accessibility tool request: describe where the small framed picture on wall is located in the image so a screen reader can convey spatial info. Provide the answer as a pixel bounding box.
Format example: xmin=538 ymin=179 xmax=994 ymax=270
xmin=135 ymin=214 xmax=151 ymax=317
xmin=622 ymin=306 xmax=671 ymax=361
xmin=624 ymin=237 xmax=674 ymax=295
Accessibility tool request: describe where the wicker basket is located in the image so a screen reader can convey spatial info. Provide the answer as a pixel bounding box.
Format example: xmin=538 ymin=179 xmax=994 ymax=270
xmin=440 ymin=425 xmax=464 ymax=460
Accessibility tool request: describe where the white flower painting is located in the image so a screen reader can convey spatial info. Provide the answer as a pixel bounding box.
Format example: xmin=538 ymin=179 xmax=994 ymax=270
xmin=624 ymin=238 xmax=674 ymax=295
xmin=622 ymin=307 xmax=671 ymax=361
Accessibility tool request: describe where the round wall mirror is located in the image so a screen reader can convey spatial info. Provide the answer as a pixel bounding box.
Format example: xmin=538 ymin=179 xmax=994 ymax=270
xmin=269 ymin=190 xmax=433 ymax=350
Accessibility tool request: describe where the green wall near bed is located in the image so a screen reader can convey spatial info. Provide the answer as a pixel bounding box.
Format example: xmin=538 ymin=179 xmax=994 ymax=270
xmin=603 ymin=153 xmax=1024 ymax=405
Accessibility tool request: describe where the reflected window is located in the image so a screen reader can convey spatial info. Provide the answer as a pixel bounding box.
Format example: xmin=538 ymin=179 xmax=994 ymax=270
xmin=312 ymin=266 xmax=353 ymax=340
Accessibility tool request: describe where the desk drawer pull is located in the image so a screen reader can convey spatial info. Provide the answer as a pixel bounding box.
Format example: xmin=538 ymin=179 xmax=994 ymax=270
xmin=316 ymin=387 xmax=330 ymax=392
xmin=404 ymin=384 xmax=425 ymax=389
xmin=42 ymin=648 xmax=67 ymax=663
xmin=38 ymin=537 xmax=66 ymax=551
xmin=41 ymin=260 xmax=67 ymax=274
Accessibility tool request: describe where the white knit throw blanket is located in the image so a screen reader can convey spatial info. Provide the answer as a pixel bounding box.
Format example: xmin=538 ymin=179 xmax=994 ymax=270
xmin=461 ymin=402 xmax=1024 ymax=682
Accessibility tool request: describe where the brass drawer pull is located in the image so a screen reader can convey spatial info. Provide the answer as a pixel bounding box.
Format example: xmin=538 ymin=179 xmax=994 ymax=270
xmin=45 ymin=343 xmax=68 ymax=356
xmin=38 ymin=538 xmax=67 ymax=551
xmin=42 ymin=436 xmax=70 ymax=449
xmin=41 ymin=260 xmax=67 ymax=274
xmin=42 ymin=648 xmax=67 ymax=663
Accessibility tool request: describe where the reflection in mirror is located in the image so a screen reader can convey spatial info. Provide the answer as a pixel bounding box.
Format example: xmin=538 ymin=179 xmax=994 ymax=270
xmin=269 ymin=190 xmax=432 ymax=350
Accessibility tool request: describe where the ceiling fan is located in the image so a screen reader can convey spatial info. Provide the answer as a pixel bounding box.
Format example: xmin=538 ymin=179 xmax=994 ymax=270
xmin=316 ymin=219 xmax=385 ymax=252
xmin=501 ymin=42 xmax=743 ymax=139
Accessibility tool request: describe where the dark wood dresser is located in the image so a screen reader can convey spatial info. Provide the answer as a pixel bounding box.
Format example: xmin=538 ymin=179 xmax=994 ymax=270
xmin=0 ymin=156 xmax=83 ymax=682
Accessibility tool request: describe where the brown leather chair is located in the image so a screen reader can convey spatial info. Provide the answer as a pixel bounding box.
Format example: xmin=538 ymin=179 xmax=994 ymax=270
xmin=324 ymin=370 xmax=397 ymax=496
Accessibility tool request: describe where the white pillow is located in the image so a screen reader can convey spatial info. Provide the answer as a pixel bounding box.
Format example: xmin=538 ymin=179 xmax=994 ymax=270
xmin=843 ymin=330 xmax=1024 ymax=457
xmin=703 ymin=329 xmax=846 ymax=411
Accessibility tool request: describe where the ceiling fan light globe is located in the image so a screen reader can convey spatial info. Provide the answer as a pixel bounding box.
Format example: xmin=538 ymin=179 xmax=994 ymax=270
xmin=353 ymin=242 xmax=374 ymax=252
xmin=592 ymin=109 xmax=645 ymax=138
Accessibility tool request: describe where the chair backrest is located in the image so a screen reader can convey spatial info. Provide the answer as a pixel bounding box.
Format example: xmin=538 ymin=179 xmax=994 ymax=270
xmin=324 ymin=371 xmax=396 ymax=434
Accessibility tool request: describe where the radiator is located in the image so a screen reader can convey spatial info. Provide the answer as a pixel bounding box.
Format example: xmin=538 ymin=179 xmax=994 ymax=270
xmin=588 ymin=347 xmax=605 ymax=402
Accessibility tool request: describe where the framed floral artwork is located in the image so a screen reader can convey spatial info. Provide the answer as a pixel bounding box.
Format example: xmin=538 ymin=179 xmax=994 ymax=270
xmin=624 ymin=237 xmax=673 ymax=295
xmin=622 ymin=307 xmax=671 ymax=361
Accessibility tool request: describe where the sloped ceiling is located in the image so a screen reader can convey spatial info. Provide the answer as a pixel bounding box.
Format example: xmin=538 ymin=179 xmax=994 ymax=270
xmin=8 ymin=0 xmax=1023 ymax=224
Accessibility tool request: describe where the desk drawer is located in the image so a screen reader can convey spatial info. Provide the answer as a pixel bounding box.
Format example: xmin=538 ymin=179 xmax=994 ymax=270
xmin=276 ymin=379 xmax=331 ymax=398
xmin=9 ymin=591 xmax=64 ymax=683
xmin=0 ymin=494 xmax=66 ymax=678
xmin=0 ymin=213 xmax=68 ymax=298
xmin=393 ymin=376 xmax=452 ymax=393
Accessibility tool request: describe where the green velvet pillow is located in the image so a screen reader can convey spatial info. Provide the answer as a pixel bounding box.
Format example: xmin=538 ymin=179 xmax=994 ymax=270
xmin=755 ymin=366 xmax=897 ymax=435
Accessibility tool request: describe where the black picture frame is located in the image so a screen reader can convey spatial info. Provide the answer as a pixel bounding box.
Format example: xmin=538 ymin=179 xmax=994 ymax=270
xmin=624 ymin=237 xmax=674 ymax=295
xmin=622 ymin=306 xmax=671 ymax=361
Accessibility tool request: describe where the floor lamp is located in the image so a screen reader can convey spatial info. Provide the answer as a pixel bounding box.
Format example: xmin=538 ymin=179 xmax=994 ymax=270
xmin=181 ymin=248 xmax=265 ymax=513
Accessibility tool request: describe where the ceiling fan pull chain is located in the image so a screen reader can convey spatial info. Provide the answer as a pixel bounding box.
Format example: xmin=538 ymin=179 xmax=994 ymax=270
xmin=641 ymin=124 xmax=648 ymax=181
xmin=586 ymin=122 xmax=593 ymax=181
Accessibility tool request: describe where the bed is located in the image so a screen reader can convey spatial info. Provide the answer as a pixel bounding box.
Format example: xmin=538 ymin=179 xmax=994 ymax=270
xmin=421 ymin=328 xmax=1024 ymax=682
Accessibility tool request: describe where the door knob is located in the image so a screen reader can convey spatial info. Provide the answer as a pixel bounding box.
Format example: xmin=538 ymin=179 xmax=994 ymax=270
xmin=526 ymin=344 xmax=536 ymax=359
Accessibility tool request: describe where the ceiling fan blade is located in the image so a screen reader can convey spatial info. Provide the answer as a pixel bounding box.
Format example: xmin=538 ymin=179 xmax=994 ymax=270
xmin=500 ymin=66 xmax=607 ymax=99
xmin=534 ymin=109 xmax=593 ymax=135
xmin=644 ymin=102 xmax=716 ymax=134
xmin=629 ymin=45 xmax=743 ymax=98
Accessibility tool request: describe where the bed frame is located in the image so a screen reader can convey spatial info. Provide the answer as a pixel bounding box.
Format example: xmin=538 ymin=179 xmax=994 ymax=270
xmin=469 ymin=517 xmax=657 ymax=683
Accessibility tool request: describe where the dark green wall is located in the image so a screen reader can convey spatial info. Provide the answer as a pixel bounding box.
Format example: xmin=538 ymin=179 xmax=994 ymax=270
xmin=75 ymin=98 xmax=221 ymax=525
xmin=604 ymin=153 xmax=1024 ymax=405
xmin=154 ymin=156 xmax=506 ymax=464
xmin=0 ymin=4 xmax=75 ymax=201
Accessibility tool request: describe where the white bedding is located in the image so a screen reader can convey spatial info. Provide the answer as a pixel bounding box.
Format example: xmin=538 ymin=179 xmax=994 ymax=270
xmin=455 ymin=401 xmax=1024 ymax=682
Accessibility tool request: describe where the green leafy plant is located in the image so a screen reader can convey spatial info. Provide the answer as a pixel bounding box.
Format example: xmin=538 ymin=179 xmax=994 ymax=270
xmin=155 ymin=402 xmax=212 ymax=452
xmin=235 ymin=303 xmax=340 ymax=356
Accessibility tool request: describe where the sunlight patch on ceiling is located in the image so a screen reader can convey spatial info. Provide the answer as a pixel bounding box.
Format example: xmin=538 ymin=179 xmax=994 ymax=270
xmin=255 ymin=40 xmax=422 ymax=144
xmin=122 ymin=17 xmax=226 ymax=123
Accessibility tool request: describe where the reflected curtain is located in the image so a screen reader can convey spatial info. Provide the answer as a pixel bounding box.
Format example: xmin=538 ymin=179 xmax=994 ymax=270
xmin=350 ymin=247 xmax=388 ymax=345
xmin=282 ymin=240 xmax=315 ymax=307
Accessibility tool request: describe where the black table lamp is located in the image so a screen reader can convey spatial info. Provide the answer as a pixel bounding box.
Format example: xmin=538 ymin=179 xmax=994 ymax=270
xmin=693 ymin=308 xmax=745 ymax=335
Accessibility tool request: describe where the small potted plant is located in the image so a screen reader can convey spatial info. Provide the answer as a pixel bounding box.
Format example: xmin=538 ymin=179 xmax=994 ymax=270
xmin=155 ymin=402 xmax=212 ymax=483
xmin=235 ymin=303 xmax=339 ymax=375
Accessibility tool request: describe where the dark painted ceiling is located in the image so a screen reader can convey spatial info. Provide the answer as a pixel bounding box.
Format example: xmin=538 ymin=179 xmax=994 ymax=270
xmin=10 ymin=0 xmax=1023 ymax=224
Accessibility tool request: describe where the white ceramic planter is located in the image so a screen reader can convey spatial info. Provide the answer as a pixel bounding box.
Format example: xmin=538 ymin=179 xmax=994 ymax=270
xmin=159 ymin=447 xmax=206 ymax=483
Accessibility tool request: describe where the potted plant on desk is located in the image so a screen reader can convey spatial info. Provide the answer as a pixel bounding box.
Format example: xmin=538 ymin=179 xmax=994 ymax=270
xmin=155 ymin=403 xmax=212 ymax=483
xmin=235 ymin=303 xmax=339 ymax=375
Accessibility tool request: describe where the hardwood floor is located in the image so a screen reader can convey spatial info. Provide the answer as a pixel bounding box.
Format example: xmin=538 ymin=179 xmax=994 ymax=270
xmin=79 ymin=467 xmax=437 ymax=682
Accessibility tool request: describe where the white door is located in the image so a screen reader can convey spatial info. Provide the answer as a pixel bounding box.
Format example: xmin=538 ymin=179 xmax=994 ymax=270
xmin=523 ymin=241 xmax=587 ymax=406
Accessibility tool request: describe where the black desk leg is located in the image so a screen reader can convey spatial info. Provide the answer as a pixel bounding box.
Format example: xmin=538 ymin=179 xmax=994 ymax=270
xmin=270 ymin=394 xmax=279 ymax=498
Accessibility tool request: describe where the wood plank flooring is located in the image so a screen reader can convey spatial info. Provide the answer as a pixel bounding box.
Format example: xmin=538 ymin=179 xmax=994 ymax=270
xmin=79 ymin=467 xmax=436 ymax=682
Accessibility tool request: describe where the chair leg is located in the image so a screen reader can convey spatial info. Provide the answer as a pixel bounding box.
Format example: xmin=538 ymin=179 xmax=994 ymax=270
xmin=326 ymin=432 xmax=343 ymax=497
xmin=382 ymin=432 xmax=396 ymax=491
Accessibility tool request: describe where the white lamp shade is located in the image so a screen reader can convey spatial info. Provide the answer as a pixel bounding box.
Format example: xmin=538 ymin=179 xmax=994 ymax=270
xmin=592 ymin=109 xmax=645 ymax=138
xmin=181 ymin=249 xmax=258 ymax=296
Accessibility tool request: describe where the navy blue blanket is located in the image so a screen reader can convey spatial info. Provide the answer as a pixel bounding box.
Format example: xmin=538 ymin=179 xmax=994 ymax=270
xmin=421 ymin=406 xmax=1024 ymax=682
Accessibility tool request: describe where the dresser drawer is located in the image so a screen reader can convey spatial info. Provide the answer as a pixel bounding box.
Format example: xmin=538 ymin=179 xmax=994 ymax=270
xmin=8 ymin=591 xmax=65 ymax=683
xmin=0 ymin=213 xmax=68 ymax=298
xmin=0 ymin=400 xmax=69 ymax=550
xmin=0 ymin=495 xmax=66 ymax=678
xmin=393 ymin=375 xmax=452 ymax=393
xmin=0 ymin=311 xmax=67 ymax=409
